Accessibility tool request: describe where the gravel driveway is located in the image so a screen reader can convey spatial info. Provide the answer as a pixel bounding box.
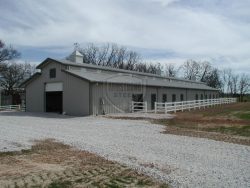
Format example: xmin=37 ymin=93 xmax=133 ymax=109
xmin=0 ymin=112 xmax=249 ymax=188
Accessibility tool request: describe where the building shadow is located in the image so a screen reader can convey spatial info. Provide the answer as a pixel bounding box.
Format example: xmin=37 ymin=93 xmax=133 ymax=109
xmin=0 ymin=111 xmax=77 ymax=119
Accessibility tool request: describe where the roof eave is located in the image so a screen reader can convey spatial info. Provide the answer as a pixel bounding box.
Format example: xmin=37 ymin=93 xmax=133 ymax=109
xmin=19 ymin=72 xmax=41 ymax=88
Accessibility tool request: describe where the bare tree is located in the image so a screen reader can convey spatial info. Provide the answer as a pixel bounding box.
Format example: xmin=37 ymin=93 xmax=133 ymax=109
xmin=181 ymin=60 xmax=201 ymax=81
xmin=221 ymin=68 xmax=233 ymax=97
xmin=125 ymin=51 xmax=140 ymax=70
xmin=0 ymin=40 xmax=20 ymax=64
xmin=165 ymin=63 xmax=178 ymax=77
xmin=69 ymin=43 xmax=164 ymax=75
xmin=0 ymin=62 xmax=34 ymax=95
xmin=199 ymin=61 xmax=213 ymax=82
xmin=232 ymin=74 xmax=239 ymax=96
xmin=238 ymin=74 xmax=249 ymax=102
xmin=203 ymin=68 xmax=222 ymax=90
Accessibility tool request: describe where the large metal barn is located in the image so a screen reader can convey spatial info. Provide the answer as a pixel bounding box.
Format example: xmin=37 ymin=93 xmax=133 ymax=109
xmin=21 ymin=51 xmax=219 ymax=116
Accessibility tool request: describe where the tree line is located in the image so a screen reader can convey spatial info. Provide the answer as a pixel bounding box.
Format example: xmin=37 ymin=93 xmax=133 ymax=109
xmin=164 ymin=60 xmax=249 ymax=101
xmin=0 ymin=40 xmax=249 ymax=104
xmin=67 ymin=43 xmax=163 ymax=75
xmin=71 ymin=43 xmax=249 ymax=101
xmin=0 ymin=40 xmax=36 ymax=104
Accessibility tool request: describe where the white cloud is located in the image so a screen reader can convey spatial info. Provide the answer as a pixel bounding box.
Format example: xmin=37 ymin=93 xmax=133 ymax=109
xmin=0 ymin=0 xmax=249 ymax=74
xmin=150 ymin=0 xmax=179 ymax=6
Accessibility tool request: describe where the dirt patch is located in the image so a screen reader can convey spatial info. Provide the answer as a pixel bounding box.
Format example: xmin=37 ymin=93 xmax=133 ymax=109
xmin=105 ymin=113 xmax=174 ymax=120
xmin=0 ymin=139 xmax=168 ymax=188
xmin=163 ymin=126 xmax=250 ymax=146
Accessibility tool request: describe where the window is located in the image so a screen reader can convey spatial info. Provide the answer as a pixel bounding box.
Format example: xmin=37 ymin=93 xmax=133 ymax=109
xmin=50 ymin=68 xmax=56 ymax=78
xmin=195 ymin=94 xmax=199 ymax=100
xmin=201 ymin=94 xmax=203 ymax=100
xmin=162 ymin=94 xmax=167 ymax=103
xmin=172 ymin=94 xmax=176 ymax=102
xmin=180 ymin=94 xmax=184 ymax=101
xmin=151 ymin=94 xmax=156 ymax=109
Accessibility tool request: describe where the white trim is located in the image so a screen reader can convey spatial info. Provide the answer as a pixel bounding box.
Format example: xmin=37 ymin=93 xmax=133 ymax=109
xmin=45 ymin=82 xmax=63 ymax=92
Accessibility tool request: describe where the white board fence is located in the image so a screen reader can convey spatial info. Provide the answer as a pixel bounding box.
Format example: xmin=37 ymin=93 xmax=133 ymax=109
xmin=0 ymin=105 xmax=25 ymax=112
xmin=131 ymin=101 xmax=147 ymax=113
xmin=154 ymin=98 xmax=237 ymax=113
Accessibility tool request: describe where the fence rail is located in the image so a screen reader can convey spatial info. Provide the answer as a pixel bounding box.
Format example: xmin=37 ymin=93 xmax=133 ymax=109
xmin=154 ymin=98 xmax=237 ymax=113
xmin=0 ymin=105 xmax=25 ymax=112
xmin=131 ymin=101 xmax=147 ymax=113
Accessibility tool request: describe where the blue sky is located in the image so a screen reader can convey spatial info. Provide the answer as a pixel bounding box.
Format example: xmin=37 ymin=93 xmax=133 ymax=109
xmin=0 ymin=0 xmax=250 ymax=73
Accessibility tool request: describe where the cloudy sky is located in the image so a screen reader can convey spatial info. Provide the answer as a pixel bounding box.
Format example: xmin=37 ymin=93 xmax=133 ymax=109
xmin=0 ymin=0 xmax=250 ymax=73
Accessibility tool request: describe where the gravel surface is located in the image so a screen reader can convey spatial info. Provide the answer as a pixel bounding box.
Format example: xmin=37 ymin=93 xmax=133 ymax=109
xmin=0 ymin=112 xmax=249 ymax=188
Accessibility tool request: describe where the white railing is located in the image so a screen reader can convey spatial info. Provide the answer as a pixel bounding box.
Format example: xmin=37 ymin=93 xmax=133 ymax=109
xmin=131 ymin=101 xmax=147 ymax=113
xmin=154 ymin=98 xmax=237 ymax=113
xmin=0 ymin=105 xmax=25 ymax=112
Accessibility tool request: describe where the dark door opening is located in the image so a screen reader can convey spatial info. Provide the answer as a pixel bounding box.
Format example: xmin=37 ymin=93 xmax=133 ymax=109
xmin=172 ymin=94 xmax=176 ymax=106
xmin=180 ymin=94 xmax=184 ymax=101
xmin=151 ymin=94 xmax=156 ymax=109
xmin=162 ymin=94 xmax=167 ymax=103
xmin=132 ymin=94 xmax=143 ymax=110
xmin=46 ymin=91 xmax=63 ymax=113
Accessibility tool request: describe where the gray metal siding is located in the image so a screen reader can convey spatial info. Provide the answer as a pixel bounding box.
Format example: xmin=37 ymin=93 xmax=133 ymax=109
xmin=25 ymin=62 xmax=90 ymax=116
xmin=90 ymin=83 xmax=220 ymax=114
xmin=63 ymin=73 xmax=89 ymax=116
xmin=26 ymin=76 xmax=45 ymax=112
xmin=91 ymin=83 xmax=136 ymax=115
xmin=0 ymin=89 xmax=1 ymax=106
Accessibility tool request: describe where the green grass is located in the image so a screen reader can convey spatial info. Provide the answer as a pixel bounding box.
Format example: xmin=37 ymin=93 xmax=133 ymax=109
xmin=199 ymin=102 xmax=250 ymax=117
xmin=156 ymin=106 xmax=250 ymax=138
xmin=157 ymin=118 xmax=250 ymax=137
xmin=159 ymin=184 xmax=170 ymax=188
xmin=136 ymin=179 xmax=154 ymax=186
xmin=204 ymin=125 xmax=250 ymax=137
xmin=0 ymin=149 xmax=32 ymax=157
xmin=234 ymin=112 xmax=250 ymax=120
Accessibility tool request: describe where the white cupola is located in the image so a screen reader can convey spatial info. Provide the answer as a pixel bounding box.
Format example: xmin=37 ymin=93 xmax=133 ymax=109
xmin=68 ymin=50 xmax=83 ymax=64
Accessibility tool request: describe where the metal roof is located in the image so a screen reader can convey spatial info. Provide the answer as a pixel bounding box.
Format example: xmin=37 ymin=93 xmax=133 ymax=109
xmin=35 ymin=58 xmax=218 ymax=91
xmin=38 ymin=58 xmax=210 ymax=83
xmin=64 ymin=69 xmax=218 ymax=91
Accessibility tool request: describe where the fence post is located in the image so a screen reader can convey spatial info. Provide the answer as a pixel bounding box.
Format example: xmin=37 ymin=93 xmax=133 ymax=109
xmin=182 ymin=101 xmax=184 ymax=112
xmin=132 ymin=101 xmax=134 ymax=113
xmin=174 ymin=102 xmax=176 ymax=113
xmin=145 ymin=102 xmax=147 ymax=113
xmin=154 ymin=102 xmax=157 ymax=114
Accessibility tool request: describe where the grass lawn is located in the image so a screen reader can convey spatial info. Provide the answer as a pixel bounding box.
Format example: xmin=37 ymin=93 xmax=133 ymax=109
xmin=0 ymin=139 xmax=168 ymax=188
xmin=154 ymin=102 xmax=250 ymax=145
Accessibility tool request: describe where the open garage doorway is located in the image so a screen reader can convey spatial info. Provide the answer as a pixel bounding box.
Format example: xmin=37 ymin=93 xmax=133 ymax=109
xmin=45 ymin=82 xmax=63 ymax=113
xmin=45 ymin=91 xmax=62 ymax=113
